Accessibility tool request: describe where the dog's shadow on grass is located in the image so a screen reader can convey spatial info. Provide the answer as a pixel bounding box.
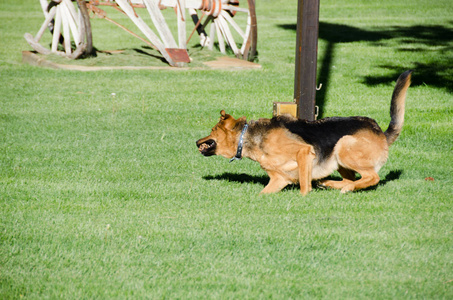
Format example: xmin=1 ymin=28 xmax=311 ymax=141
xmin=203 ymin=170 xmax=403 ymax=192
xmin=203 ymin=173 xmax=269 ymax=186
xmin=378 ymin=169 xmax=404 ymax=186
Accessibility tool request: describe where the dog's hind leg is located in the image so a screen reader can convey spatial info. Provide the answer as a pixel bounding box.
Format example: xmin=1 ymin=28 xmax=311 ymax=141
xmin=320 ymin=167 xmax=356 ymax=190
xmin=260 ymin=170 xmax=291 ymax=194
xmin=340 ymin=169 xmax=380 ymax=193
xmin=296 ymin=145 xmax=316 ymax=195
xmin=331 ymin=132 xmax=386 ymax=193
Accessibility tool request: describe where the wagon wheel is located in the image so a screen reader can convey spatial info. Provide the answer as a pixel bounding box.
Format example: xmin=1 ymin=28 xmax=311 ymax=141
xmin=111 ymin=0 xmax=257 ymax=64
xmin=193 ymin=0 xmax=257 ymax=61
xmin=25 ymin=0 xmax=93 ymax=59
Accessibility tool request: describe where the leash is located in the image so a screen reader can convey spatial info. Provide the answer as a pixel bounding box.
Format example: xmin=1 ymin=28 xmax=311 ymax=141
xmin=230 ymin=123 xmax=249 ymax=162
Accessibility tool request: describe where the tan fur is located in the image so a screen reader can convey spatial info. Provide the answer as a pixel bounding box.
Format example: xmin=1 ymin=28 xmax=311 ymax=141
xmin=321 ymin=130 xmax=388 ymax=193
xmin=244 ymin=128 xmax=316 ymax=195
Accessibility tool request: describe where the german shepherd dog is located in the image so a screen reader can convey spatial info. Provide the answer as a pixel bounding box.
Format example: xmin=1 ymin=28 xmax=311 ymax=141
xmin=196 ymin=71 xmax=412 ymax=195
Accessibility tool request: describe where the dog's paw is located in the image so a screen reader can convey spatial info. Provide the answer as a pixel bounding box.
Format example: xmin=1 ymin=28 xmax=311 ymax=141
xmin=300 ymin=188 xmax=310 ymax=196
xmin=320 ymin=180 xmax=347 ymax=190
xmin=340 ymin=184 xmax=354 ymax=194
xmin=317 ymin=180 xmax=330 ymax=189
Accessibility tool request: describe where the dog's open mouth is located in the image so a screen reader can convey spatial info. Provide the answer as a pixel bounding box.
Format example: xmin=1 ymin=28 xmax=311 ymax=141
xmin=197 ymin=139 xmax=216 ymax=156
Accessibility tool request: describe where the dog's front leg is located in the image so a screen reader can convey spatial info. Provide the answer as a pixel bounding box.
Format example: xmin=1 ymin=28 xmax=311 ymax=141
xmin=296 ymin=145 xmax=316 ymax=195
xmin=260 ymin=170 xmax=289 ymax=194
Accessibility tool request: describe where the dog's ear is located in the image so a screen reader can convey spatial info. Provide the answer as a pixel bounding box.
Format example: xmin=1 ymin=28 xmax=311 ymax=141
xmin=220 ymin=110 xmax=231 ymax=120
xmin=219 ymin=110 xmax=245 ymax=130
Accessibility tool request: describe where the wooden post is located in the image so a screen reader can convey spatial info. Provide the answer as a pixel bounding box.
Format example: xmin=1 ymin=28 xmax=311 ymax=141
xmin=294 ymin=0 xmax=320 ymax=120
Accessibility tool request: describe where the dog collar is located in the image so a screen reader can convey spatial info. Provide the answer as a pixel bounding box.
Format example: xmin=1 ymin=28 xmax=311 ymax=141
xmin=230 ymin=123 xmax=249 ymax=162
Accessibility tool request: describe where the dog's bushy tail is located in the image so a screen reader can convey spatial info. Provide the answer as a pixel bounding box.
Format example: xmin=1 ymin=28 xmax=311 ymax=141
xmin=384 ymin=70 xmax=412 ymax=146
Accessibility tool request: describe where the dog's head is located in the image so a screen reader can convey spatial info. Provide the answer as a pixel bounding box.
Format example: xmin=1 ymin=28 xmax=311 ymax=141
xmin=196 ymin=110 xmax=246 ymax=158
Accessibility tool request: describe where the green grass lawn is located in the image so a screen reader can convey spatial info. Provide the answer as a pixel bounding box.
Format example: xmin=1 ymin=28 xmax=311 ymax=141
xmin=1 ymin=0 xmax=452 ymax=298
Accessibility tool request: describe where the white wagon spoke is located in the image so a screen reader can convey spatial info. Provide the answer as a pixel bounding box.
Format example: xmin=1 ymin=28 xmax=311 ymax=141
xmin=207 ymin=16 xmax=215 ymax=50
xmin=221 ymin=10 xmax=245 ymax=40
xmin=61 ymin=4 xmax=72 ymax=54
xmin=217 ymin=15 xmax=239 ymax=55
xmin=214 ymin=19 xmax=225 ymax=53
xmin=51 ymin=5 xmax=62 ymax=52
xmin=240 ymin=13 xmax=252 ymax=54
xmin=222 ymin=5 xmax=249 ymax=13
xmin=35 ymin=6 xmax=56 ymax=42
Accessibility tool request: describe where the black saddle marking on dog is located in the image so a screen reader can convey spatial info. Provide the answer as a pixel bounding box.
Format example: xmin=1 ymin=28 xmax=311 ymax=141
xmin=277 ymin=116 xmax=383 ymax=161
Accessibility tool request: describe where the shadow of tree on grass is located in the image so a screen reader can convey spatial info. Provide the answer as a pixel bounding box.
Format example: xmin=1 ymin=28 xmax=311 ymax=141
xmin=277 ymin=22 xmax=453 ymax=117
